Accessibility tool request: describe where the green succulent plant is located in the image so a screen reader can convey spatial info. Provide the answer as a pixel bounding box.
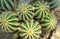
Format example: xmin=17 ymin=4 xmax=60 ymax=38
xmin=17 ymin=3 xmax=34 ymax=21
xmin=40 ymin=13 xmax=57 ymax=30
xmin=34 ymin=1 xmax=50 ymax=19
xmin=0 ymin=11 xmax=20 ymax=32
xmin=46 ymin=0 xmax=58 ymax=10
xmin=0 ymin=0 xmax=58 ymax=39
xmin=0 ymin=0 xmax=17 ymax=11
xmin=18 ymin=21 xmax=41 ymax=39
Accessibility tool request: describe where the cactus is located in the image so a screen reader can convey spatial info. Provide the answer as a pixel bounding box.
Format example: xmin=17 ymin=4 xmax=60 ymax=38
xmin=40 ymin=13 xmax=57 ymax=30
xmin=47 ymin=0 xmax=58 ymax=10
xmin=17 ymin=3 xmax=34 ymax=21
xmin=34 ymin=1 xmax=50 ymax=19
xmin=18 ymin=21 xmax=41 ymax=39
xmin=0 ymin=11 xmax=19 ymax=32
xmin=0 ymin=0 xmax=58 ymax=39
xmin=0 ymin=0 xmax=17 ymax=11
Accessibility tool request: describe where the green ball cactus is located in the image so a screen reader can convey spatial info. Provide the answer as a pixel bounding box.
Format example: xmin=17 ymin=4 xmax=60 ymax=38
xmin=0 ymin=0 xmax=16 ymax=11
xmin=47 ymin=0 xmax=58 ymax=10
xmin=18 ymin=21 xmax=41 ymax=39
xmin=0 ymin=0 xmax=58 ymax=39
xmin=0 ymin=11 xmax=20 ymax=32
xmin=34 ymin=1 xmax=50 ymax=19
xmin=40 ymin=13 xmax=57 ymax=30
xmin=17 ymin=3 xmax=34 ymax=21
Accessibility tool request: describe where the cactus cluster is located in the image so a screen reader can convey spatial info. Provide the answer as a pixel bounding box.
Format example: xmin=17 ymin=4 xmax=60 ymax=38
xmin=0 ymin=0 xmax=58 ymax=39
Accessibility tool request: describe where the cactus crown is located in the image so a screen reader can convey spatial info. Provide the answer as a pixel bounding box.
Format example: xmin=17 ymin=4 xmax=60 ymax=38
xmin=34 ymin=1 xmax=50 ymax=19
xmin=19 ymin=21 xmax=41 ymax=39
xmin=18 ymin=3 xmax=34 ymax=21
xmin=40 ymin=13 xmax=57 ymax=30
xmin=0 ymin=11 xmax=19 ymax=32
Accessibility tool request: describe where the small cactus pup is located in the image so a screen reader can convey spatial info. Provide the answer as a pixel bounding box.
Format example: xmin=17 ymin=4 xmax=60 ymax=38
xmin=46 ymin=0 xmax=58 ymax=10
xmin=40 ymin=13 xmax=57 ymax=30
xmin=0 ymin=0 xmax=17 ymax=11
xmin=34 ymin=1 xmax=50 ymax=19
xmin=0 ymin=11 xmax=20 ymax=32
xmin=17 ymin=3 xmax=34 ymax=21
xmin=18 ymin=21 xmax=41 ymax=39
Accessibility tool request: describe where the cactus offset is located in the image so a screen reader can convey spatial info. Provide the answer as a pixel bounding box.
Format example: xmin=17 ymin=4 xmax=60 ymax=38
xmin=40 ymin=13 xmax=57 ymax=30
xmin=0 ymin=0 xmax=17 ymax=11
xmin=34 ymin=1 xmax=49 ymax=19
xmin=17 ymin=3 xmax=34 ymax=21
xmin=47 ymin=0 xmax=58 ymax=10
xmin=0 ymin=11 xmax=19 ymax=32
xmin=19 ymin=21 xmax=41 ymax=39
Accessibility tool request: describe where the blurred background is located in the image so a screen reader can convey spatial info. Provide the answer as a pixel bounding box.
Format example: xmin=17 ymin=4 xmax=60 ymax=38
xmin=58 ymin=0 xmax=60 ymax=7
xmin=19 ymin=0 xmax=60 ymax=7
